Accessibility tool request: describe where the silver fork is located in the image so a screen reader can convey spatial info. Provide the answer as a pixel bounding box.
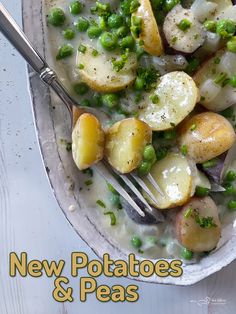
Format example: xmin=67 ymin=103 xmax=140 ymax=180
xmin=0 ymin=3 xmax=163 ymax=217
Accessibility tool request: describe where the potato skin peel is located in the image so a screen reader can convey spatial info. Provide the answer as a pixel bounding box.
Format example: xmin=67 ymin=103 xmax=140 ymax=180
xmin=132 ymin=0 xmax=164 ymax=56
xmin=105 ymin=118 xmax=152 ymax=174
xmin=178 ymin=112 xmax=236 ymax=164
xmin=72 ymin=113 xmax=105 ymax=170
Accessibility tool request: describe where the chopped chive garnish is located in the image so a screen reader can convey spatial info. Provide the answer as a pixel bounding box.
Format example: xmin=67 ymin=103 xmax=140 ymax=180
xmin=190 ymin=124 xmax=197 ymax=131
xmin=149 ymin=94 xmax=159 ymax=104
xmin=181 ymin=144 xmax=188 ymax=156
xmin=202 ymin=159 xmax=218 ymax=168
xmin=78 ymin=63 xmax=84 ymax=69
xmin=214 ymin=73 xmax=228 ymax=85
xmin=78 ymin=44 xmax=87 ymax=53
xmin=92 ymin=49 xmax=99 ymax=56
xmin=85 ymin=179 xmax=93 ymax=186
xmin=184 ymin=207 xmax=193 ymax=218
xmin=104 ymin=211 xmax=116 ymax=225
xmin=96 ymin=199 xmax=106 ymax=208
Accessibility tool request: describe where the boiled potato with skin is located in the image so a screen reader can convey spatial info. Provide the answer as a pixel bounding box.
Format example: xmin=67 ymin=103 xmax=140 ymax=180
xmin=72 ymin=113 xmax=105 ymax=170
xmin=176 ymin=197 xmax=221 ymax=252
xmin=76 ymin=46 xmax=137 ymax=93
xmin=144 ymin=152 xmax=193 ymax=209
xmin=132 ymin=0 xmax=163 ymax=56
xmin=178 ymin=112 xmax=236 ymax=164
xmin=138 ymin=71 xmax=199 ymax=131
xmin=105 ymin=118 xmax=152 ymax=174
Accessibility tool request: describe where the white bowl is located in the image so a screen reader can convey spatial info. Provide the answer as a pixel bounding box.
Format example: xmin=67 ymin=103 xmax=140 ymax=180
xmin=22 ymin=0 xmax=236 ymax=285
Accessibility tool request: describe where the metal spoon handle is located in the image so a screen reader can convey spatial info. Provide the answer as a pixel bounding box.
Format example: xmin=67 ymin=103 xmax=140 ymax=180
xmin=0 ymin=3 xmax=75 ymax=112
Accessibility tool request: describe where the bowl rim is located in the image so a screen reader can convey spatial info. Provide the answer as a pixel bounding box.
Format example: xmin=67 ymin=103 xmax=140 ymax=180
xmin=22 ymin=0 xmax=236 ymax=286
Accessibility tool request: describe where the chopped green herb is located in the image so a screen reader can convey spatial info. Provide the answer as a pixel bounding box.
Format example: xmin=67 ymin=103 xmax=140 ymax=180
xmin=171 ymin=36 xmax=178 ymax=44
xmin=194 ymin=211 xmax=217 ymax=228
xmin=78 ymin=63 xmax=84 ymax=69
xmin=229 ymin=75 xmax=236 ymax=88
xmin=190 ymin=124 xmax=197 ymax=131
xmin=131 ymin=16 xmax=142 ymax=38
xmin=195 ymin=186 xmax=210 ymax=197
xmin=91 ymin=1 xmax=111 ymax=18
xmin=214 ymin=57 xmax=221 ymax=64
xmin=66 ymin=142 xmax=72 ymax=151
xmin=96 ymin=199 xmax=106 ymax=208
xmin=181 ymin=144 xmax=188 ymax=156
xmin=149 ymin=94 xmax=159 ymax=104
xmin=135 ymin=66 xmax=160 ymax=92
xmin=104 ymin=211 xmax=116 ymax=225
xmin=204 ymin=20 xmax=217 ymax=32
xmin=85 ymin=179 xmax=93 ymax=186
xmin=214 ymin=73 xmax=228 ymax=86
xmin=112 ymin=49 xmax=129 ymax=72
xmin=92 ymin=49 xmax=99 ymax=57
xmin=202 ymin=159 xmax=218 ymax=168
xmin=78 ymin=44 xmax=87 ymax=53
xmin=184 ymin=207 xmax=193 ymax=218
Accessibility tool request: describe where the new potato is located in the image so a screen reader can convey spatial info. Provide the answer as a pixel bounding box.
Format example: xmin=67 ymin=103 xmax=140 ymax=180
xmin=176 ymin=197 xmax=221 ymax=252
xmin=178 ymin=112 xmax=236 ymax=164
xmin=143 ymin=152 xmax=193 ymax=210
xmin=105 ymin=118 xmax=152 ymax=174
xmin=72 ymin=113 xmax=105 ymax=170
xmin=77 ymin=47 xmax=137 ymax=93
xmin=138 ymin=71 xmax=199 ymax=131
xmin=132 ymin=0 xmax=164 ymax=56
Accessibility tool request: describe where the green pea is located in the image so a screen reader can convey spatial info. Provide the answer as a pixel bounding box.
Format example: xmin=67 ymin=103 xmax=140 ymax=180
xmin=195 ymin=186 xmax=210 ymax=197
xmin=108 ymin=14 xmax=124 ymax=29
xmin=138 ymin=161 xmax=152 ymax=176
xmin=204 ymin=20 xmax=217 ymax=32
xmin=177 ymin=19 xmax=192 ymax=32
xmin=119 ymin=36 xmax=135 ymax=49
xmin=87 ymin=26 xmax=102 ymax=39
xmin=131 ymin=236 xmax=142 ymax=249
xmin=75 ymin=17 xmax=89 ymax=31
xmin=69 ymin=1 xmax=83 ymax=15
xmin=228 ymin=200 xmax=236 ymax=211
xmin=100 ymin=32 xmax=118 ymax=51
xmin=116 ymin=26 xmax=129 ymax=38
xmin=121 ymin=0 xmax=132 ymax=15
xmin=143 ymin=145 xmax=156 ymax=162
xmin=181 ymin=248 xmax=193 ymax=260
xmin=48 ymin=8 xmax=66 ymax=27
xmin=102 ymin=93 xmax=119 ymax=108
xmin=229 ymin=75 xmax=236 ymax=88
xmin=223 ymin=183 xmax=236 ymax=196
xmin=227 ymin=37 xmax=236 ymax=53
xmin=163 ymin=0 xmax=180 ymax=13
xmin=62 ymin=28 xmax=75 ymax=40
xmin=134 ymin=77 xmax=145 ymax=90
xmin=74 ymin=82 xmax=89 ymax=95
xmin=226 ymin=170 xmax=236 ymax=182
xmin=216 ymin=19 xmax=236 ymax=39
xmin=56 ymin=44 xmax=73 ymax=60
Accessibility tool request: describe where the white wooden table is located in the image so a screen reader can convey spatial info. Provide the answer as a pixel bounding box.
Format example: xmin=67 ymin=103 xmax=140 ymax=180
xmin=0 ymin=1 xmax=236 ymax=313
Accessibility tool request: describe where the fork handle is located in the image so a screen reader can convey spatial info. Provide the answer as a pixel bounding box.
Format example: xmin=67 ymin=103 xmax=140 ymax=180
xmin=0 ymin=3 xmax=76 ymax=112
